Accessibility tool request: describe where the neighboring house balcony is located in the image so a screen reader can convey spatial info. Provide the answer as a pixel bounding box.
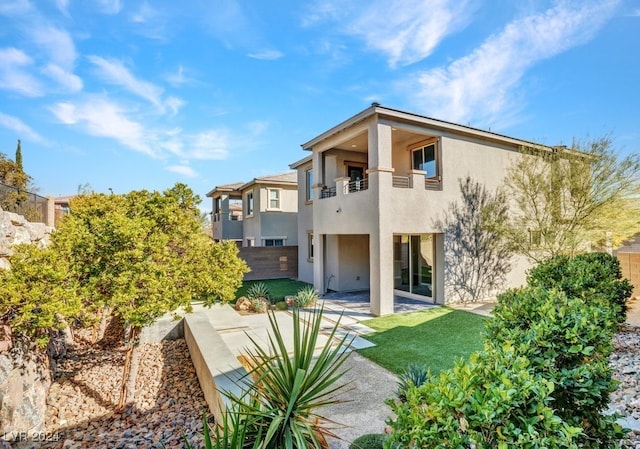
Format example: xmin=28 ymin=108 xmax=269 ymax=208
xmin=212 ymin=210 xmax=243 ymax=241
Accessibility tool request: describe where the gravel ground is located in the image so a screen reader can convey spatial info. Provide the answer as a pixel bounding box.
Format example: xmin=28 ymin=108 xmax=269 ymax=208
xmin=41 ymin=339 xmax=210 ymax=449
xmin=16 ymin=323 xmax=638 ymax=449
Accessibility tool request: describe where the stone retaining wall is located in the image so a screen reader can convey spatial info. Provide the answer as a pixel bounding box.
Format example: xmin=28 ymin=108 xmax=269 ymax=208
xmin=0 ymin=206 xmax=54 ymax=270
xmin=0 ymin=208 xmax=56 ymax=443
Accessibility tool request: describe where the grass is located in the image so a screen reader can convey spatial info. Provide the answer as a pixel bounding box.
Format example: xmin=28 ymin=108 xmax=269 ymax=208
xmin=357 ymin=307 xmax=486 ymax=375
xmin=235 ymin=278 xmax=313 ymax=301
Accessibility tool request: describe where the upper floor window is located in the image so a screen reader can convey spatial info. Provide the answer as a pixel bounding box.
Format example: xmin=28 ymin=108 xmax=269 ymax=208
xmin=412 ymin=142 xmax=438 ymax=178
xmin=268 ymin=188 xmax=280 ymax=210
xmin=246 ymin=192 xmax=254 ymax=216
xmin=305 ymin=168 xmax=313 ymax=202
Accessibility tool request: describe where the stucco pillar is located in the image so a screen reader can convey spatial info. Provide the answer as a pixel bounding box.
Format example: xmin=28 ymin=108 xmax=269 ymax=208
xmin=312 ymin=150 xmax=324 ymax=190
xmin=434 ymin=233 xmax=445 ymax=304
xmin=46 ymin=196 xmax=55 ymax=227
xmin=368 ymin=122 xmax=393 ymax=170
xmin=370 ymin=231 xmax=395 ymax=316
xmin=313 ymin=234 xmax=325 ymax=294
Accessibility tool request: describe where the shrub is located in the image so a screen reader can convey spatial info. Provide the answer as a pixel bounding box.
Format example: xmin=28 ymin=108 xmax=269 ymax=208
xmin=295 ymin=285 xmax=319 ymax=308
xmin=386 ymin=346 xmax=580 ymax=448
xmin=246 ymin=282 xmax=271 ymax=302
xmin=349 ymin=433 xmax=387 ymax=449
xmin=527 ymin=252 xmax=633 ymax=324
xmin=486 ymin=286 xmax=625 ymax=448
xmin=396 ymin=363 xmax=429 ymax=402
xmin=274 ymin=300 xmax=288 ymax=311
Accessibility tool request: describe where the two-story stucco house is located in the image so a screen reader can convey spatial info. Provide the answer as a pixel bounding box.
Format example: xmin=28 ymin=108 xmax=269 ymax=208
xmin=207 ymin=172 xmax=299 ymax=247
xmin=292 ymin=103 xmax=539 ymax=316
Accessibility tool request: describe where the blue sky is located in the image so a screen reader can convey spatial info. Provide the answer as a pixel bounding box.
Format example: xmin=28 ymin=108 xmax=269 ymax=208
xmin=0 ymin=0 xmax=638 ymax=207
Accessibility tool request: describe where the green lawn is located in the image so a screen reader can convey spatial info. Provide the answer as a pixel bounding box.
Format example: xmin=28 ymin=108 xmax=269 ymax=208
xmin=357 ymin=308 xmax=486 ymax=375
xmin=235 ymin=278 xmax=312 ymax=301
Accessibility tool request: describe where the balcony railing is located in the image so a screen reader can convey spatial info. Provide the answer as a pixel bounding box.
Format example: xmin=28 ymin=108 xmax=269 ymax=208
xmin=345 ymin=178 xmax=368 ymax=193
xmin=320 ymin=186 xmax=337 ymax=199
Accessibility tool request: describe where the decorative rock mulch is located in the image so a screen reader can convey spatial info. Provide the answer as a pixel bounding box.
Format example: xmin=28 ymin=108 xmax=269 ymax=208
xmin=40 ymin=339 xmax=210 ymax=449
xmin=13 ymin=323 xmax=638 ymax=449
xmin=611 ymin=324 xmax=640 ymax=448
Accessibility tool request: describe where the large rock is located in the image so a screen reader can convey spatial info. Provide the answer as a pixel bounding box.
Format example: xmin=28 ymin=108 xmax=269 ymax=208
xmin=0 ymin=339 xmax=51 ymax=440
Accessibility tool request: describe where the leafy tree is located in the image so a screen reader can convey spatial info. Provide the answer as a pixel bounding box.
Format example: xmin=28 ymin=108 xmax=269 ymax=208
xmin=434 ymin=176 xmax=512 ymax=302
xmin=52 ymin=183 xmax=249 ymax=407
xmin=504 ymin=136 xmax=640 ymax=262
xmin=0 ymin=141 xmax=33 ymax=214
xmin=0 ymin=244 xmax=81 ymax=348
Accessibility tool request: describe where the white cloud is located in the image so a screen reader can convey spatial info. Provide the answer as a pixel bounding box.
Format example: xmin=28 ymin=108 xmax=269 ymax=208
xmin=247 ymin=49 xmax=284 ymax=61
xmin=166 ymin=165 xmax=198 ymax=178
xmin=302 ymin=0 xmax=472 ymax=67
xmin=48 ymin=97 xmax=155 ymax=156
xmin=0 ymin=47 xmax=42 ymax=96
xmin=165 ymin=96 xmax=185 ymax=116
xmin=165 ymin=65 xmax=192 ymax=87
xmin=55 ymin=0 xmax=70 ymax=14
xmin=87 ymin=56 xmax=167 ymax=110
xmin=0 ymin=112 xmax=46 ymax=144
xmin=96 ymin=0 xmax=121 ymax=15
xmin=29 ymin=25 xmax=77 ymax=70
xmin=42 ymin=63 xmax=83 ymax=92
xmin=0 ymin=0 xmax=32 ymax=16
xmin=188 ymin=130 xmax=230 ymax=160
xmin=408 ymin=0 xmax=620 ymax=126
xmin=349 ymin=0 xmax=473 ymax=67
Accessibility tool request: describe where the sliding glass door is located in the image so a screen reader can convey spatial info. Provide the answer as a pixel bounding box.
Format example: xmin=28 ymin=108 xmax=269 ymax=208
xmin=393 ymin=234 xmax=434 ymax=298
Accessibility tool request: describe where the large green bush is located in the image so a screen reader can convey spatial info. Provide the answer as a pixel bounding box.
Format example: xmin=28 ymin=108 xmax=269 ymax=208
xmin=485 ymin=287 xmax=625 ymax=448
xmin=386 ymin=346 xmax=580 ymax=448
xmin=527 ymin=252 xmax=632 ymax=324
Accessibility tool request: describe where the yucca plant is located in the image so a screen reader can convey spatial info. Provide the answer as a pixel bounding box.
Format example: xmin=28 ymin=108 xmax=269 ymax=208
xmin=229 ymin=305 xmax=352 ymax=448
xmin=182 ymin=409 xmax=262 ymax=449
xmin=294 ymin=285 xmax=319 ymax=308
xmin=246 ymin=282 xmax=271 ymax=302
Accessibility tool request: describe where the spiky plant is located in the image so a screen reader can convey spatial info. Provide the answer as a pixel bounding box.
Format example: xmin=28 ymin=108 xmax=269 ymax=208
xmin=230 ymin=305 xmax=352 ymax=448
xmin=294 ymin=285 xmax=319 ymax=308
xmin=246 ymin=282 xmax=271 ymax=302
xmin=396 ymin=362 xmax=430 ymax=402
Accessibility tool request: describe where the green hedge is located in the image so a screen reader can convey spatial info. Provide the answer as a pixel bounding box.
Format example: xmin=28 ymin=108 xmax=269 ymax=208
xmin=527 ymin=252 xmax=632 ymax=324
xmin=485 ymin=287 xmax=624 ymax=448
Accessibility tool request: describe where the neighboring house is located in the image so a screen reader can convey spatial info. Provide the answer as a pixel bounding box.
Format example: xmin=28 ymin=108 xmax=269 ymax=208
xmin=54 ymin=195 xmax=73 ymax=227
xmin=292 ymin=103 xmax=539 ymax=316
xmin=206 ymin=172 xmax=299 ymax=247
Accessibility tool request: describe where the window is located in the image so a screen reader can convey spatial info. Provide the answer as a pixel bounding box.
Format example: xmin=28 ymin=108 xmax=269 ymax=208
xmin=246 ymin=238 xmax=255 ymax=247
xmin=529 ymin=230 xmax=542 ymax=247
xmin=307 ymin=232 xmax=314 ymax=261
xmin=268 ymin=188 xmax=280 ymax=209
xmin=264 ymin=238 xmax=284 ymax=247
xmin=246 ymin=191 xmax=254 ymax=216
xmin=305 ymin=168 xmax=313 ymax=202
xmin=411 ymin=142 xmax=438 ymax=178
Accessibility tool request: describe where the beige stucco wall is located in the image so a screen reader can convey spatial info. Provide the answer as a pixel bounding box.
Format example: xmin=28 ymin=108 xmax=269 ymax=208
xmin=295 ymin=161 xmax=315 ymax=284
xmin=242 ymin=183 xmax=299 ymax=247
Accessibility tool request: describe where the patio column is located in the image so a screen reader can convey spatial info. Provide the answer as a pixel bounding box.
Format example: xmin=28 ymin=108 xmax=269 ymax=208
xmin=370 ymin=232 xmax=395 ymax=316
xmin=313 ymin=233 xmax=325 ymax=294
